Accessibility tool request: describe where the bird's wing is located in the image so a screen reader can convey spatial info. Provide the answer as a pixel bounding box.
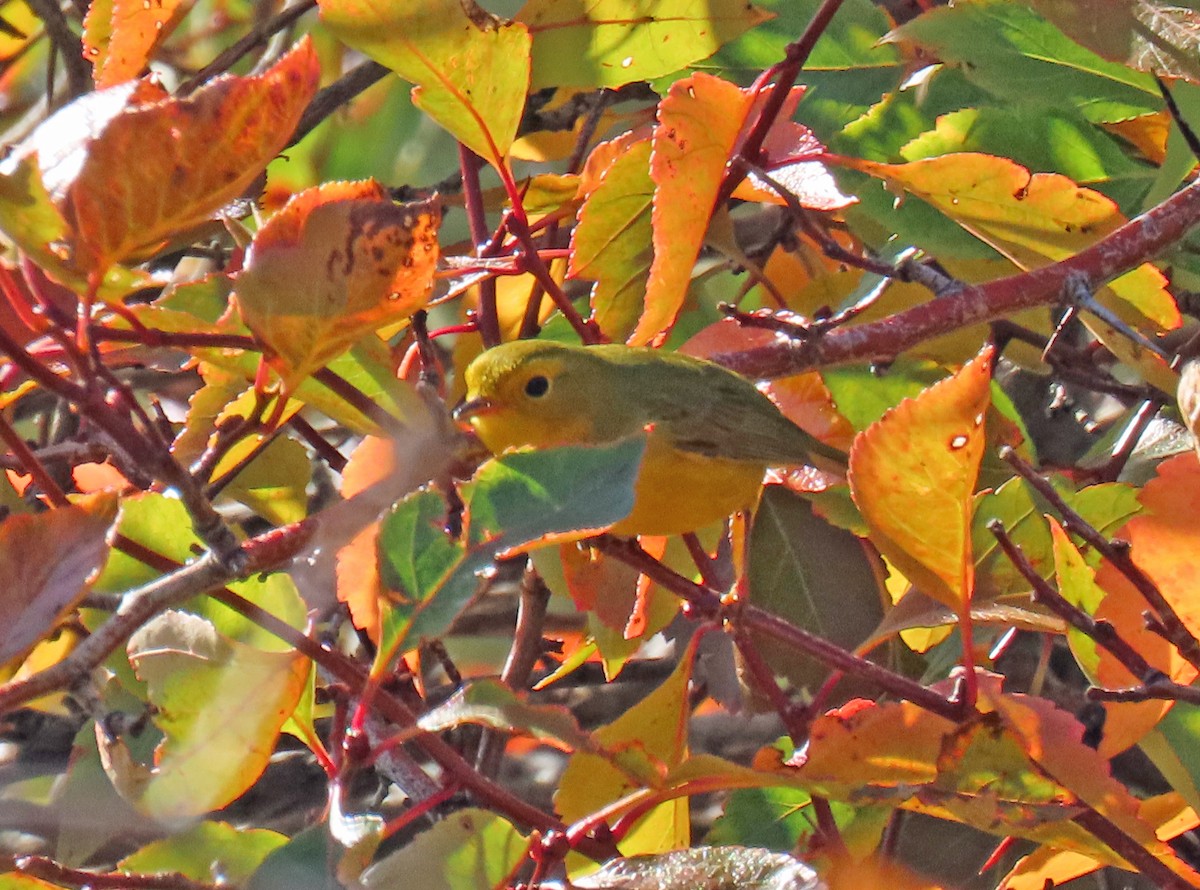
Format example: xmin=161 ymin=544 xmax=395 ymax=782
xmin=646 ymin=368 xmax=843 ymax=465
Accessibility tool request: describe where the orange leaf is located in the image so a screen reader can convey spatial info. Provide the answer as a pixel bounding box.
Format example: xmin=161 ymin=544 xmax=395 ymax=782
xmin=233 ymin=181 xmax=441 ymax=390
xmin=5 ymin=38 xmax=319 ymax=273
xmin=635 ymin=73 xmax=753 ymax=346
xmin=0 ymin=492 xmax=119 ymax=666
xmin=83 ymin=0 xmax=191 ymax=88
xmin=849 ymin=345 xmax=993 ymax=610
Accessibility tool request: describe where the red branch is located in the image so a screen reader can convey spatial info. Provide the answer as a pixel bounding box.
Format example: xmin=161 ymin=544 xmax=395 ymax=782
xmin=713 ymin=178 xmax=1200 ymax=379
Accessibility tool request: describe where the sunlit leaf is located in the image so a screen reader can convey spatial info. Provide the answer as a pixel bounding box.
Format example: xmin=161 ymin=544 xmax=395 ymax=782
xmin=2 ymin=38 xmax=319 ymax=273
xmin=518 ymin=0 xmax=770 ymax=89
xmin=636 ymin=73 xmax=753 ymax=346
xmin=849 ymin=345 xmax=993 ymax=610
xmin=570 ymin=134 xmax=654 ymax=343
xmin=106 ymin=611 xmax=308 ymax=821
xmin=318 ymin=0 xmax=530 ymax=164
xmin=557 ymin=636 xmax=697 ymax=857
xmin=233 ymin=181 xmax=440 ymax=391
xmin=83 ymin=0 xmax=192 ymax=88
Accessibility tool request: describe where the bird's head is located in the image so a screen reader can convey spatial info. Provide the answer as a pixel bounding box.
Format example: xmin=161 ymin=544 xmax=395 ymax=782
xmin=456 ymin=340 xmax=599 ymax=453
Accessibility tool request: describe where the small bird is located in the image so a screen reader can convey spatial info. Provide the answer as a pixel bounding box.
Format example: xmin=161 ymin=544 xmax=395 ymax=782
xmin=455 ymin=339 xmax=845 ymax=537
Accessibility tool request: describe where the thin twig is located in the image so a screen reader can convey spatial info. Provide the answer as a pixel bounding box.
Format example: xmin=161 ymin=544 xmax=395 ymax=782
xmin=1000 ymin=447 xmax=1200 ymax=671
xmin=596 ymin=536 xmax=966 ymax=721
xmin=25 ymin=0 xmax=89 ymax=100
xmin=177 ymin=0 xmax=316 ymax=95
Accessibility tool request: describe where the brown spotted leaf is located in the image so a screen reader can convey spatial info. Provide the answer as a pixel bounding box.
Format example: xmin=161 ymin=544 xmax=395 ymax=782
xmin=233 ymin=181 xmax=441 ymax=390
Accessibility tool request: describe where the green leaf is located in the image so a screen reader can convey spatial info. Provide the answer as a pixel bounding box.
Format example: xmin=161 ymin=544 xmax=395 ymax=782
xmin=376 ymin=438 xmax=645 ymax=658
xmin=570 ymin=137 xmax=654 ymax=343
xmin=115 ymin=611 xmax=309 ymax=822
xmin=94 ymin=494 xmax=306 ymax=651
xmin=360 ymin=808 xmax=527 ymax=890
xmin=519 ymin=0 xmax=770 ymax=90
xmin=318 ymin=0 xmax=530 ymax=164
xmin=747 ymin=486 xmax=885 ymax=692
xmin=890 ymin=0 xmax=1160 ymax=124
xmin=120 ymin=822 xmax=288 ymax=885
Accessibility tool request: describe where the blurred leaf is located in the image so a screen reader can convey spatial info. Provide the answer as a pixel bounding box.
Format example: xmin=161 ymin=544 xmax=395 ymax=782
xmin=120 ymin=821 xmax=287 ymax=885
xmin=360 ymin=808 xmax=528 ymax=890
xmin=1027 ymin=0 xmax=1200 ymax=82
xmin=419 ymin=678 xmax=593 ymax=750
xmin=518 ymin=0 xmax=770 ymax=90
xmin=213 ymin=433 xmax=311 ymax=525
xmin=93 ymin=493 xmax=306 ymax=651
xmin=105 ymin=611 xmax=308 ymax=821
xmin=0 ymin=492 xmax=118 ymax=666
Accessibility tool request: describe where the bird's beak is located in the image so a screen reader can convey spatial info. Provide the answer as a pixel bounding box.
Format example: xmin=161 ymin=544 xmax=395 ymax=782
xmin=453 ymin=396 xmax=494 ymax=423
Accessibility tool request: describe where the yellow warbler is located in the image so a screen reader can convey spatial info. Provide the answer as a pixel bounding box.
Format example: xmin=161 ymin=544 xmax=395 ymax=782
xmin=456 ymin=339 xmax=845 ymax=537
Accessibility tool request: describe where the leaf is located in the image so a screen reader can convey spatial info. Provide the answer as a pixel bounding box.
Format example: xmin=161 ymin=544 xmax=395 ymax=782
xmin=557 ymin=636 xmax=697 ymax=857
xmin=83 ymin=0 xmax=192 ymax=88
xmin=1000 ymin=793 xmax=1200 ymax=888
xmin=318 ymin=0 xmax=530 ymax=164
xmin=1049 ymin=519 xmax=1106 ymax=684
xmin=1025 ymin=0 xmax=1200 ymax=83
xmin=636 ymin=73 xmax=753 ymax=346
xmin=571 ymin=846 xmax=821 ymax=890
xmin=847 ymin=153 xmax=1181 ymax=340
xmin=569 ymin=135 xmax=654 ymax=343
xmin=849 ymin=345 xmax=994 ymax=610
xmin=0 ymin=492 xmax=118 ymax=666
xmin=746 ymin=486 xmax=885 ymax=693
xmin=730 ymin=88 xmax=855 ymax=212
xmin=92 ymin=493 xmax=306 ymax=651
xmin=213 ymin=433 xmax=311 ymax=525
xmin=2 ymin=38 xmax=319 ymax=273
xmin=418 ymin=678 xmax=594 ymax=751
xmin=233 ymin=182 xmax=440 ymax=391
xmin=0 ymin=150 xmax=150 ymax=299
xmin=770 ymin=672 xmax=1194 ymax=873
xmin=887 ymin=0 xmax=1160 ymax=124
xmin=972 ymin=477 xmax=1140 ymax=602
xmin=360 ymin=808 xmax=528 ymax=890
xmin=517 ymin=0 xmax=771 ymax=90
xmin=1088 ymin=454 xmax=1200 ymax=753
xmin=108 ymin=611 xmax=309 ymax=821
xmin=119 ymin=822 xmax=287 ymax=885
xmin=376 ymin=438 xmax=645 ymax=659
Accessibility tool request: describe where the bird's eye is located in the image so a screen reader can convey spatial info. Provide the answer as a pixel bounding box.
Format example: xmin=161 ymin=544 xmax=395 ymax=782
xmin=524 ymin=375 xmax=550 ymax=398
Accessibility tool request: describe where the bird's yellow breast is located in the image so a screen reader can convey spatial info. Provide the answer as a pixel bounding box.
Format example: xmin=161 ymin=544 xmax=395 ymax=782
xmin=613 ymin=435 xmax=765 ymax=536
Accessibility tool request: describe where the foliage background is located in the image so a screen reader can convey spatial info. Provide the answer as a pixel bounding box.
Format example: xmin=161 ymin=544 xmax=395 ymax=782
xmin=2 ymin=0 xmax=1200 ymax=888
